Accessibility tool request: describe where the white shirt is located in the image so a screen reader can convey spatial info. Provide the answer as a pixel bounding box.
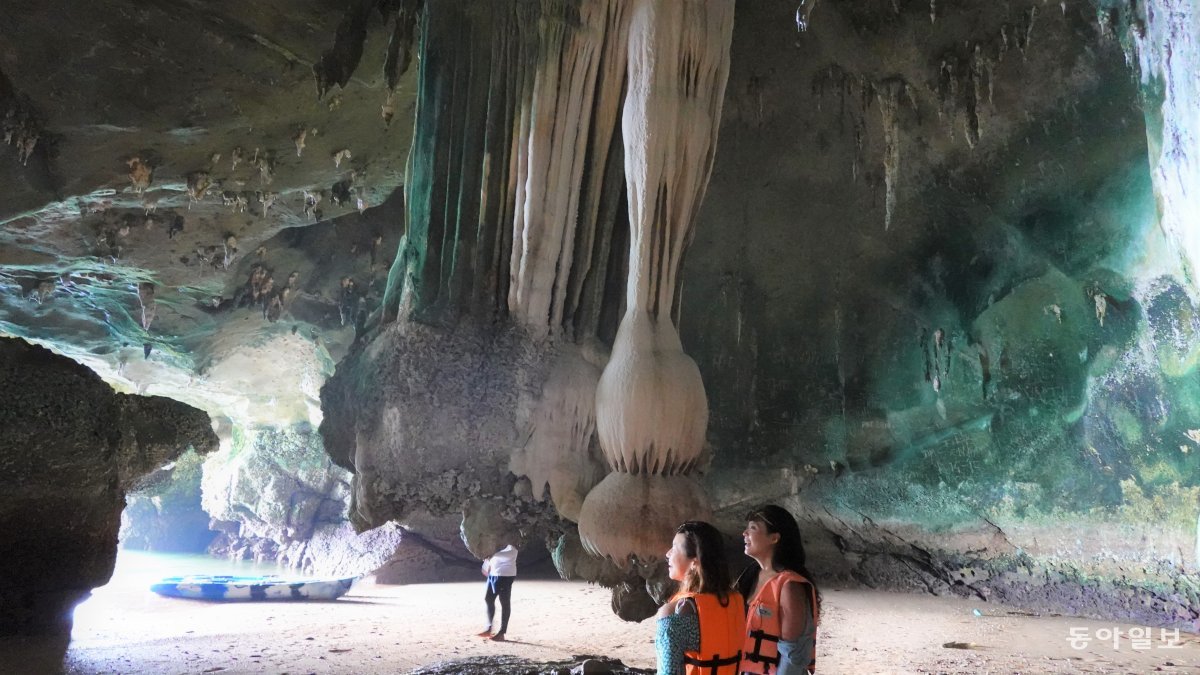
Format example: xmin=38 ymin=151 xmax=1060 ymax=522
xmin=485 ymin=545 xmax=518 ymax=577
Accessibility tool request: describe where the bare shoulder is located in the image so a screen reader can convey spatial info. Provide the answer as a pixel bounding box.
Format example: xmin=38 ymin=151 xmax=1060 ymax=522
xmin=781 ymin=580 xmax=813 ymax=605
xmin=674 ymin=597 xmax=697 ymax=615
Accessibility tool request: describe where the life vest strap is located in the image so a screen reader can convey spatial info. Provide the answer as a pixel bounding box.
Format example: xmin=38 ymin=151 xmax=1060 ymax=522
xmin=684 ymin=651 xmax=741 ymax=674
xmin=748 ymin=629 xmax=781 ymax=643
xmin=745 ymin=629 xmax=782 ymax=666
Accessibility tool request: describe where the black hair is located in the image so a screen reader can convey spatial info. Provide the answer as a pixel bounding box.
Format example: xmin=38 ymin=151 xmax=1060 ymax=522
xmin=736 ymin=504 xmax=822 ymax=617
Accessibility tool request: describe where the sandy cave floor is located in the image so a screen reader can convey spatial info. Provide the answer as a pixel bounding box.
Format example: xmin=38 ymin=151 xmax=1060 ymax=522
xmin=2 ymin=576 xmax=1199 ymax=674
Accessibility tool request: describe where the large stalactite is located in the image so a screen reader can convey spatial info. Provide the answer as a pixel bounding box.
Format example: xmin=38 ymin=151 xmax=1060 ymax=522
xmin=577 ymin=0 xmax=735 ymax=563
xmin=379 ymin=0 xmax=630 ymax=332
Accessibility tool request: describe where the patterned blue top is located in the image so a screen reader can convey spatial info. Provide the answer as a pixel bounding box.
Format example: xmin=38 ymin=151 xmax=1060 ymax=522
xmin=655 ymin=611 xmax=700 ymax=675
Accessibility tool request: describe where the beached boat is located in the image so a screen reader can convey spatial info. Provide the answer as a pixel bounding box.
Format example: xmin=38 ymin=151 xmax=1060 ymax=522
xmin=150 ymin=575 xmax=357 ymax=601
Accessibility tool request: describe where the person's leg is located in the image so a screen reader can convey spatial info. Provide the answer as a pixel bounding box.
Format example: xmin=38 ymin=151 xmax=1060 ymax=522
xmin=480 ymin=577 xmax=498 ymax=636
xmin=492 ymin=576 xmax=514 ymax=638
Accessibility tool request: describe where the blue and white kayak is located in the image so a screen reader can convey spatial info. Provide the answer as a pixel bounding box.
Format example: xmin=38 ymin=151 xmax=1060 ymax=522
xmin=150 ymin=575 xmax=357 ymax=601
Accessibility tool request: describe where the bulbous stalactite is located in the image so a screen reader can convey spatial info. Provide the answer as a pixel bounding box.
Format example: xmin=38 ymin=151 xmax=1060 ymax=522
xmin=595 ymin=312 xmax=707 ymax=475
xmin=578 ymin=0 xmax=735 ymax=563
xmin=577 ymin=472 xmax=711 ymax=561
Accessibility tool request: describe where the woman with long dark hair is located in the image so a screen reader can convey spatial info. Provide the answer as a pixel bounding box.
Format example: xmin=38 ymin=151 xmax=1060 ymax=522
xmin=736 ymin=505 xmax=821 ymax=674
xmin=656 ymin=521 xmax=746 ymax=675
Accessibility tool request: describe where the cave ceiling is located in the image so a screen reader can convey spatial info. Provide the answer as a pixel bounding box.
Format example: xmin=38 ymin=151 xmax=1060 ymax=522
xmin=3 ymin=0 xmax=1200 ymax=631
xmin=1 ymin=0 xmax=1195 ymax=547
xmin=0 ymin=0 xmax=416 ymax=426
xmin=0 ymin=0 xmax=1121 ymax=428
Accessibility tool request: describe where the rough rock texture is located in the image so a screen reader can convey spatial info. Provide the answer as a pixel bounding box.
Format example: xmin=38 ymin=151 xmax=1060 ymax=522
xmin=0 ymin=0 xmax=415 ymax=428
xmin=690 ymin=0 xmax=1200 ymax=629
xmin=297 ymin=521 xmax=404 ymax=578
xmin=201 ymin=424 xmax=351 ymax=563
xmin=320 ymin=317 xmax=567 ymax=537
xmin=0 ymin=337 xmax=216 ymax=636
xmin=3 ymin=0 xmax=1200 ymax=632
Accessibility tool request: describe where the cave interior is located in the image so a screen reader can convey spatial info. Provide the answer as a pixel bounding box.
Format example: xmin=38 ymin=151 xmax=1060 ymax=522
xmin=1 ymin=0 xmax=1198 ymax=653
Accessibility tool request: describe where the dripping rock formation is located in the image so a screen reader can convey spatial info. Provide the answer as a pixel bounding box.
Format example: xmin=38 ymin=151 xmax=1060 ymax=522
xmin=1 ymin=0 xmax=1198 ymax=643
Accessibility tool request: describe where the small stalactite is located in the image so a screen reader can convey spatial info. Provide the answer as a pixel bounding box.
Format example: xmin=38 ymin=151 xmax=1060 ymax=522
xmin=795 ymin=0 xmax=819 ymax=32
xmin=811 ymin=65 xmax=873 ymax=181
xmin=0 ymin=68 xmax=42 ymax=167
xmin=937 ymin=57 xmax=958 ymax=140
xmin=383 ymin=0 xmax=421 ymax=92
xmin=1019 ymin=4 xmax=1039 ymax=56
xmin=876 ymin=78 xmax=911 ymax=231
xmin=312 ymin=0 xmax=375 ymax=99
xmin=968 ymin=43 xmax=990 ymax=145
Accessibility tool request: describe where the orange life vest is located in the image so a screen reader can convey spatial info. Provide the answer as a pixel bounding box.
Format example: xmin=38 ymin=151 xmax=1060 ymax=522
xmin=674 ymin=591 xmax=746 ymax=675
xmin=740 ymin=571 xmax=818 ymax=674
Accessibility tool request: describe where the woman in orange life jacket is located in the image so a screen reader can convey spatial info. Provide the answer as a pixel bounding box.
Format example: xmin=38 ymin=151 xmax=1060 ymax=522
xmin=736 ymin=505 xmax=821 ymax=675
xmin=655 ymin=521 xmax=747 ymax=675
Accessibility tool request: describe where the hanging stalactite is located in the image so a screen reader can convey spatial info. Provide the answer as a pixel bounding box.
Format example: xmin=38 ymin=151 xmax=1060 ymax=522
xmin=577 ymin=0 xmax=736 ymax=564
xmin=380 ymin=0 xmax=630 ymax=336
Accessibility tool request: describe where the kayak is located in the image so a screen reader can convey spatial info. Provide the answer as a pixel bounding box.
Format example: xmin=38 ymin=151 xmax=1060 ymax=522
xmin=150 ymin=575 xmax=357 ymax=601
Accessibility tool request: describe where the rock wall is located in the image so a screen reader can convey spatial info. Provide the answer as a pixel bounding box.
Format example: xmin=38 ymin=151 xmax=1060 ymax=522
xmin=687 ymin=0 xmax=1200 ymax=629
xmin=321 ymin=317 xmax=567 ymax=536
xmin=0 ymin=337 xmax=216 ymax=636
xmin=2 ymin=0 xmax=1191 ymax=632
xmin=201 ymin=424 xmax=354 ymax=567
xmin=323 ymin=0 xmax=1200 ymax=629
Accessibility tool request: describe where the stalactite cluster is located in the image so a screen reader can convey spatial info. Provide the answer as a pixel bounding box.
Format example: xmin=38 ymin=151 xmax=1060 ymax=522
xmin=876 ymin=78 xmax=915 ymax=231
xmin=808 ymin=2 xmax=1046 ymax=230
xmin=354 ymin=0 xmax=735 ymax=565
xmin=380 ymin=0 xmax=630 ymax=337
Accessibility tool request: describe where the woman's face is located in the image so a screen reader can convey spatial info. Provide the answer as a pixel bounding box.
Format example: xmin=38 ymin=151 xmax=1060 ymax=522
xmin=666 ymin=532 xmax=694 ymax=582
xmin=743 ymin=519 xmax=779 ymax=559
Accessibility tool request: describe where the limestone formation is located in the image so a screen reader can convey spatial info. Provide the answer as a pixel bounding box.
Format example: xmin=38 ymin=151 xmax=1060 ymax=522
xmin=578 ymin=0 xmax=736 ymax=564
xmin=510 ymin=345 xmax=610 ymax=522
xmin=2 ymin=0 xmax=1200 ymax=635
xmin=0 ymin=337 xmax=217 ymax=635
xmin=198 ymin=425 xmax=345 ymax=554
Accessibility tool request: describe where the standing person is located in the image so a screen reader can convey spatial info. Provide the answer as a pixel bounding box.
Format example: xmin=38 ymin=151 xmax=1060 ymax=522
xmin=656 ymin=521 xmax=746 ymax=675
xmin=736 ymin=505 xmax=821 ymax=675
xmin=479 ymin=543 xmax=518 ymax=641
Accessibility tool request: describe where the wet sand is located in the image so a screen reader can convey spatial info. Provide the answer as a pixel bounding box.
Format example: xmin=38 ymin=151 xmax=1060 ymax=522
xmin=3 ymin=575 xmax=1198 ymax=674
